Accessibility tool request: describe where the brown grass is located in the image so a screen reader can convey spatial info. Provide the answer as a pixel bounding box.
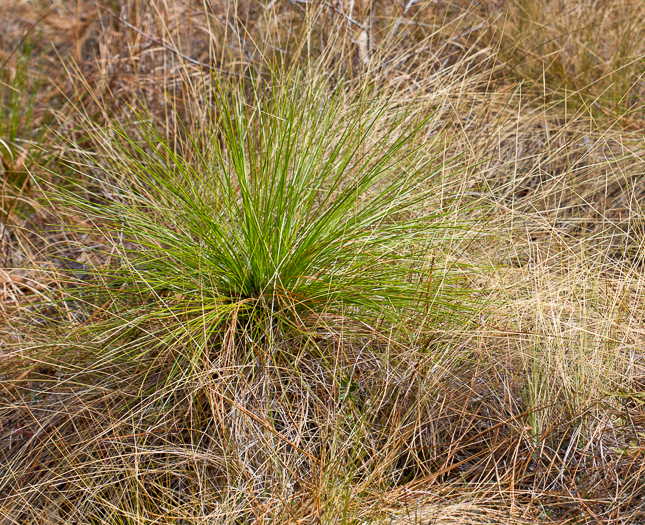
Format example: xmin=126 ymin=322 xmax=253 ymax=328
xmin=2 ymin=0 xmax=645 ymax=523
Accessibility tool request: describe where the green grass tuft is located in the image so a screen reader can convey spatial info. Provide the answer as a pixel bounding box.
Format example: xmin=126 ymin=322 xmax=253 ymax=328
xmin=54 ymin=70 xmax=470 ymax=373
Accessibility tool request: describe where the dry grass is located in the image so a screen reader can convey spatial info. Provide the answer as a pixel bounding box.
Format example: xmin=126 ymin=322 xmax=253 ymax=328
xmin=2 ymin=0 xmax=645 ymax=523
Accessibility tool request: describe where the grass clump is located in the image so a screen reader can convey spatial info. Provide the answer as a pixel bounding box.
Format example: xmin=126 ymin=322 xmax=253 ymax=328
xmin=59 ymin=70 xmax=466 ymax=370
xmin=0 ymin=68 xmax=475 ymax=522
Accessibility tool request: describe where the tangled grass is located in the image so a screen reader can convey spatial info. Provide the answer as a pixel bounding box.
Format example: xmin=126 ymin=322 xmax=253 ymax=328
xmin=2 ymin=0 xmax=645 ymax=523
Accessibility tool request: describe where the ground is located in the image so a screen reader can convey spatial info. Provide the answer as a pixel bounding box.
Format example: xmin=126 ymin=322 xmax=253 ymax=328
xmin=1 ymin=0 xmax=645 ymax=523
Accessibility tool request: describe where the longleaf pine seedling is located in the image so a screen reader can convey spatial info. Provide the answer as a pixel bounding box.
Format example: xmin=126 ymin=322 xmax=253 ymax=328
xmin=56 ymin=70 xmax=467 ymax=376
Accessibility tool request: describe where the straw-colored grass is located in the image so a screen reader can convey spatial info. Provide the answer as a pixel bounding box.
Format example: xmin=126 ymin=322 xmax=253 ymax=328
xmin=2 ymin=0 xmax=645 ymax=523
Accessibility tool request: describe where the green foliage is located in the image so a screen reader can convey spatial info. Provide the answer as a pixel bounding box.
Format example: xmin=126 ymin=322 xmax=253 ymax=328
xmin=0 ymin=39 xmax=39 ymax=192
xmin=56 ymin=71 xmax=468 ymax=370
